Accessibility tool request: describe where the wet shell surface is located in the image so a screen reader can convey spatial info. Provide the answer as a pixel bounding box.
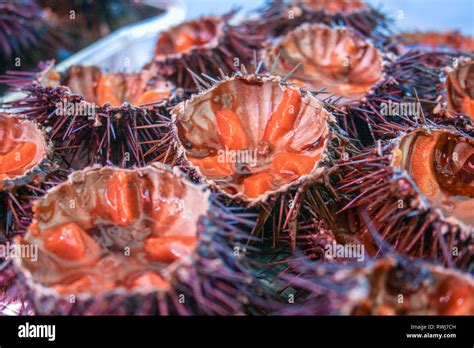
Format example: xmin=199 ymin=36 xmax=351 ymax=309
xmin=44 ymin=63 xmax=174 ymax=109
xmin=154 ymin=16 xmax=224 ymax=59
xmin=281 ymin=256 xmax=474 ymax=315
xmin=392 ymin=127 xmax=474 ymax=233
xmin=264 ymin=23 xmax=384 ymax=104
xmin=0 ymin=113 xmax=53 ymax=191
xmin=171 ymin=74 xmax=333 ymax=204
xmin=16 ymin=164 xmax=207 ymax=297
xmin=446 ymin=57 xmax=474 ymax=121
xmin=150 ymin=13 xmax=261 ymax=90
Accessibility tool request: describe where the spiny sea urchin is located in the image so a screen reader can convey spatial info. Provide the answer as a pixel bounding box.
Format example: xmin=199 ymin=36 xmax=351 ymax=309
xmin=0 ymin=112 xmax=64 ymax=241
xmin=146 ymin=69 xmax=356 ymax=251
xmin=246 ymin=0 xmax=391 ymax=44
xmin=0 ymin=0 xmax=46 ymax=59
xmin=340 ymin=49 xmax=470 ymax=145
xmin=148 ymin=12 xmax=262 ymax=90
xmin=263 ymin=23 xmax=385 ymax=104
xmin=445 ymin=57 xmax=474 ymax=121
xmin=278 ymin=254 xmax=473 ymax=315
xmin=1 ymin=61 xmax=178 ymax=168
xmin=12 ymin=163 xmax=266 ymax=315
xmin=172 ymin=74 xmax=332 ymax=203
xmin=337 ymin=125 xmax=473 ymax=270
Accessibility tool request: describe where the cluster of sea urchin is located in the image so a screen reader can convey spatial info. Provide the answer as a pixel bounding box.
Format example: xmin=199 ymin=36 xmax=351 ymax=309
xmin=161 ymin=69 xmax=357 ymax=252
xmin=2 ymin=61 xmax=178 ymax=168
xmin=1 ymin=0 xmax=473 ymax=317
xmin=239 ymin=0 xmax=474 ymax=314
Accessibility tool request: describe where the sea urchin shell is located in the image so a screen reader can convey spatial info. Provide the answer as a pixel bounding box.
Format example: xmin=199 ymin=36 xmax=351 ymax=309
xmin=446 ymin=57 xmax=474 ymax=121
xmin=338 ymin=125 xmax=474 ymax=269
xmin=171 ymin=74 xmax=333 ymax=205
xmin=280 ymin=255 xmax=474 ymax=315
xmin=392 ymin=127 xmax=474 ymax=233
xmin=0 ymin=113 xmax=59 ymax=241
xmin=0 ymin=113 xmax=52 ymax=191
xmin=264 ymin=23 xmax=384 ymax=104
xmin=2 ymin=61 xmax=176 ymax=168
xmin=13 ymin=163 xmax=261 ymax=315
xmin=150 ymin=13 xmax=261 ymax=90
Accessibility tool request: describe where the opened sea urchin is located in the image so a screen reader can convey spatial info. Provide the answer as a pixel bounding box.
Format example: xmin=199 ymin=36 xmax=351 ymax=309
xmin=162 ymin=71 xmax=356 ymax=251
xmin=0 ymin=113 xmax=62 ymax=240
xmin=279 ymin=255 xmax=473 ymax=315
xmin=172 ymin=74 xmax=332 ymax=203
xmin=13 ymin=163 xmax=264 ymax=315
xmin=264 ymin=23 xmax=385 ymax=104
xmin=149 ymin=13 xmax=261 ymax=90
xmin=337 ymin=125 xmax=473 ymax=269
xmin=2 ymin=61 xmax=176 ymax=168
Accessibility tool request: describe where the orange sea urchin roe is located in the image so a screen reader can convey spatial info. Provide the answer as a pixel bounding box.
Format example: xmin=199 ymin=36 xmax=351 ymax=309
xmin=43 ymin=222 xmax=100 ymax=262
xmin=188 ymin=155 xmax=235 ymax=178
xmin=52 ymin=274 xmax=115 ymax=295
xmin=296 ymin=0 xmax=367 ymax=14
xmin=216 ymin=109 xmax=249 ymax=151
xmin=0 ymin=142 xmax=37 ymax=175
xmin=127 ymin=272 xmax=170 ymax=290
xmin=134 ymin=89 xmax=171 ymax=107
xmin=263 ymin=89 xmax=301 ymax=146
xmin=398 ymin=129 xmax=474 ymax=227
xmin=175 ymin=31 xmax=196 ymax=53
xmin=0 ymin=114 xmax=47 ymax=186
xmin=65 ymin=66 xmax=171 ymax=108
xmin=176 ymin=78 xmax=329 ymax=201
xmin=101 ymin=171 xmax=141 ymax=226
xmin=243 ymin=172 xmax=273 ymax=199
xmin=97 ymin=74 xmax=124 ymax=107
xmin=272 ymin=153 xmax=319 ymax=177
xmin=145 ymin=236 xmax=196 ymax=263
xmin=97 ymin=74 xmax=170 ymax=108
xmin=21 ymin=166 xmax=206 ymax=296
